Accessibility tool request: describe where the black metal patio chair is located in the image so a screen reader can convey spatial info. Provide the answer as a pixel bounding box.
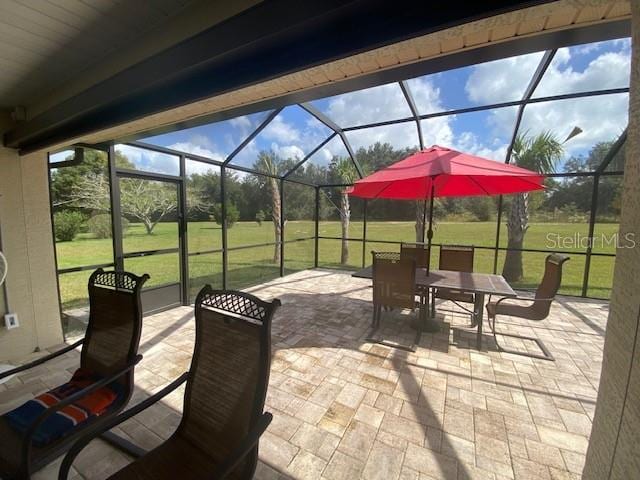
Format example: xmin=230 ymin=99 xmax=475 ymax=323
xmin=431 ymin=245 xmax=476 ymax=321
xmin=58 ymin=286 xmax=280 ymax=480
xmin=0 ymin=268 xmax=148 ymax=479
xmin=486 ymin=254 xmax=570 ymax=361
xmin=400 ymin=242 xmax=429 ymax=268
xmin=369 ymin=251 xmax=423 ymax=352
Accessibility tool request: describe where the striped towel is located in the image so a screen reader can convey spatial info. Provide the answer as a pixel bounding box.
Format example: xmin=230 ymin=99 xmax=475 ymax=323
xmin=4 ymin=368 xmax=122 ymax=446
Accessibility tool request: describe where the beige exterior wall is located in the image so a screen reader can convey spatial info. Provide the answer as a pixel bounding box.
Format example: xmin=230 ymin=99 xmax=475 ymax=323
xmin=583 ymin=1 xmax=639 ymax=478
xmin=0 ymin=147 xmax=62 ymax=362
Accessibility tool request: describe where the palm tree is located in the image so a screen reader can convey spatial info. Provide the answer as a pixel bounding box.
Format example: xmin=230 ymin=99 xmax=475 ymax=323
xmin=331 ymin=157 xmax=358 ymax=265
xmin=502 ymin=131 xmax=563 ymax=282
xmin=255 ymin=151 xmax=282 ymax=264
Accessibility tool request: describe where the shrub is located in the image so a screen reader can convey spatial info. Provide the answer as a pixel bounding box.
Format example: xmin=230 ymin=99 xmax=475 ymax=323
xmin=211 ymin=203 xmax=239 ymax=228
xmin=255 ymin=210 xmax=266 ymax=226
xmin=466 ymin=197 xmax=492 ymax=222
xmin=87 ymin=214 xmax=129 ymax=238
xmin=54 ymin=211 xmax=85 ymax=242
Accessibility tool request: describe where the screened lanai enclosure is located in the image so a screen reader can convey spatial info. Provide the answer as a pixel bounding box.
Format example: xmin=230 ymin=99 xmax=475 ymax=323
xmin=48 ymin=37 xmax=630 ymax=331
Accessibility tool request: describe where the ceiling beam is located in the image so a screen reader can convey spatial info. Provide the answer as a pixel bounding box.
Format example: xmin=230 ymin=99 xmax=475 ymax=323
xmin=300 ymin=102 xmax=363 ymax=178
xmin=399 ymin=80 xmax=424 ymax=150
xmin=282 ymin=133 xmax=337 ymax=181
xmin=596 ymin=128 xmax=627 ymax=173
xmin=224 ymin=108 xmax=282 ymax=165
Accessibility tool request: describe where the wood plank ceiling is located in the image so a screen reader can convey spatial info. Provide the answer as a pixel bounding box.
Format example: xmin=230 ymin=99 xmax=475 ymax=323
xmin=0 ymin=0 xmax=196 ymax=108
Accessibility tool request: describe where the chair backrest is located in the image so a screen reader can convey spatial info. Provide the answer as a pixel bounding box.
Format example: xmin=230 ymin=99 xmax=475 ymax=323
xmin=439 ymin=245 xmax=474 ymax=272
xmin=80 ymin=269 xmax=148 ymax=389
xmin=400 ymin=243 xmax=429 ymax=268
xmin=372 ymin=251 xmax=416 ymax=310
xmin=533 ymin=254 xmax=570 ymax=317
xmin=180 ymin=288 xmax=280 ymax=478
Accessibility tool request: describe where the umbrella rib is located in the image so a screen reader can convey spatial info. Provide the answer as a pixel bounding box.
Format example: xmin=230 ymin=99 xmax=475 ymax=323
xmin=516 ymin=176 xmax=546 ymax=190
xmin=371 ymin=181 xmax=396 ymax=199
xmin=466 ymin=175 xmax=491 ymax=196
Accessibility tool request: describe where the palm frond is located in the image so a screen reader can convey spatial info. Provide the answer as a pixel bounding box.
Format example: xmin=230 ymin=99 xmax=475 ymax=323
xmin=331 ymin=157 xmax=358 ymax=184
xmin=513 ymin=130 xmax=563 ymax=174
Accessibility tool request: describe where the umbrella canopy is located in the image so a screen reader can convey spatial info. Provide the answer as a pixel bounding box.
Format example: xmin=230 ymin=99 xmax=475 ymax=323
xmin=348 ymin=145 xmax=546 ymax=279
xmin=347 ymin=145 xmax=545 ymax=199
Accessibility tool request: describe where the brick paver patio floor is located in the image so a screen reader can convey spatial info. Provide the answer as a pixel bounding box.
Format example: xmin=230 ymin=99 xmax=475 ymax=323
xmin=0 ymin=269 xmax=609 ymax=479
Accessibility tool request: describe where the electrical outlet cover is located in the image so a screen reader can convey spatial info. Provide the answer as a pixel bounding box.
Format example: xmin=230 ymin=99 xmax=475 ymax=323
xmin=4 ymin=313 xmax=19 ymax=330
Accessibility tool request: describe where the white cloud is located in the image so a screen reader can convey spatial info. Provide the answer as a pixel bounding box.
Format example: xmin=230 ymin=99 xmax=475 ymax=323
xmin=115 ymin=144 xmax=180 ymax=175
xmin=519 ymin=93 xmax=628 ymax=158
xmin=49 ymin=149 xmax=74 ymax=163
xmin=262 ymin=115 xmax=300 ymax=143
xmin=465 ymin=45 xmax=630 ymax=161
xmin=273 ymin=143 xmax=304 ymax=160
xmin=323 ymin=83 xmax=412 ymax=128
xmin=451 ymin=131 xmax=508 ymax=162
xmin=407 ymin=77 xmax=443 ymax=114
xmin=185 ymin=133 xmax=216 ymax=151
xmin=229 ymin=115 xmax=253 ymax=131
xmin=345 ymin=121 xmax=421 ymax=151
xmin=420 ymin=117 xmax=454 ymax=148
xmin=169 ymin=141 xmax=223 ymax=162
xmin=328 ymin=79 xmax=450 ymax=151
xmin=465 ymin=52 xmax=544 ymax=105
xmin=534 ymin=49 xmax=630 ymax=97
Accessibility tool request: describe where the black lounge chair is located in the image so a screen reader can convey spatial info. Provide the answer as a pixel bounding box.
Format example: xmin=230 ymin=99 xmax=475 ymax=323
xmin=59 ymin=287 xmax=280 ymax=480
xmin=0 ymin=269 xmax=148 ymax=479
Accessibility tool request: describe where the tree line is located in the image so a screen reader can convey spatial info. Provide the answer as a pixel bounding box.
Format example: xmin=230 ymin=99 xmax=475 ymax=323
xmin=50 ymin=134 xmax=622 ymax=282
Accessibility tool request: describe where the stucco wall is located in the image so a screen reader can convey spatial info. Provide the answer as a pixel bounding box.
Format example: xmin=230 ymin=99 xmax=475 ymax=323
xmin=583 ymin=2 xmax=640 ymax=478
xmin=0 ymin=147 xmax=62 ymax=361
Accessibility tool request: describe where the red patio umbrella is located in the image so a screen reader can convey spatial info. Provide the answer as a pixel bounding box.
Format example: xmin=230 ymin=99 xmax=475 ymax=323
xmin=348 ymin=145 xmax=545 ymax=272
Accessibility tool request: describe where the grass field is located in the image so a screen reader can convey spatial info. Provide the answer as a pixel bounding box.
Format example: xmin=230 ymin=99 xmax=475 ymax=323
xmin=56 ymin=220 xmax=618 ymax=310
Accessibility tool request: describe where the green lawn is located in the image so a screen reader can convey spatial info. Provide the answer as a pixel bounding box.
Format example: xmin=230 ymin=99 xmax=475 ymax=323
xmin=56 ymin=220 xmax=618 ymax=310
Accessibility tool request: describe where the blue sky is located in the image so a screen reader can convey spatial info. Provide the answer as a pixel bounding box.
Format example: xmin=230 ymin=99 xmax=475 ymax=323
xmin=125 ymin=38 xmax=630 ymax=176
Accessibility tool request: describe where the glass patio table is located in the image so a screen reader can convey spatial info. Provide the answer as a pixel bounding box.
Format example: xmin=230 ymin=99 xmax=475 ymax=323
xmin=352 ymin=266 xmax=516 ymax=350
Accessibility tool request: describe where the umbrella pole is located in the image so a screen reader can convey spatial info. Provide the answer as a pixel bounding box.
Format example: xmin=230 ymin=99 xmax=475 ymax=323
xmin=421 ymin=199 xmax=427 ymax=244
xmin=422 ymin=184 xmax=440 ymax=333
xmin=426 ymin=185 xmax=435 ymax=274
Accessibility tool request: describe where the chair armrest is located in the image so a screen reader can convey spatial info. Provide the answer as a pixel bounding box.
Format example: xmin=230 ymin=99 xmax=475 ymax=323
xmin=23 ymin=354 xmax=143 ymax=464
xmin=0 ymin=339 xmax=84 ymax=381
xmin=58 ymin=371 xmax=189 ymax=480
xmin=211 ymin=412 xmax=273 ymax=479
xmin=494 ymin=295 xmax=556 ymax=307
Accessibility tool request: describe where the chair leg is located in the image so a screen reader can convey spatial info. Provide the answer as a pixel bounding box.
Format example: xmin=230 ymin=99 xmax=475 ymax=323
xmin=366 ymin=303 xmax=418 ymax=352
xmin=488 ymin=313 xmax=554 ymax=361
xmin=431 ymin=296 xmax=435 ymax=319
xmin=100 ymin=431 xmax=147 ymax=458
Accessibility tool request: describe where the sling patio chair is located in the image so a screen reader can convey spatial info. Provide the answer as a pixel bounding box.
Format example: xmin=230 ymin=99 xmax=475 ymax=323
xmin=0 ymin=268 xmax=148 ymax=480
xmin=486 ymin=254 xmax=570 ymax=361
xmin=369 ymin=251 xmax=423 ymax=352
xmin=58 ymin=286 xmax=281 ymax=480
xmin=431 ymin=245 xmax=476 ymax=322
xmin=400 ymin=242 xmax=429 ymax=268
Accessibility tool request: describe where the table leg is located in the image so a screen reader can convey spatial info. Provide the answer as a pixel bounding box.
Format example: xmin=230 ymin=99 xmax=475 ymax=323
xmin=422 ymin=286 xmax=440 ymax=333
xmin=475 ymin=293 xmax=485 ymax=350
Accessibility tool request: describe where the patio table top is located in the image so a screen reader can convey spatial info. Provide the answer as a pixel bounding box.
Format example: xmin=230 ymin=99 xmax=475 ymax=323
xmin=352 ymin=266 xmax=516 ymax=297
